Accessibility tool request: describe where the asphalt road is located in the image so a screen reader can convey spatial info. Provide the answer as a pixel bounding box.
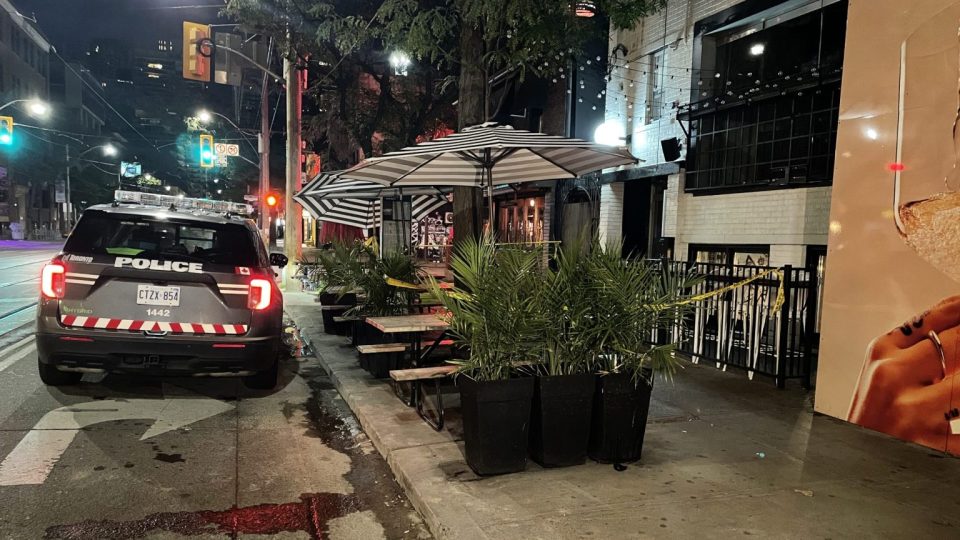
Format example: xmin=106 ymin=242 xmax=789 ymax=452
xmin=0 ymin=241 xmax=428 ymax=539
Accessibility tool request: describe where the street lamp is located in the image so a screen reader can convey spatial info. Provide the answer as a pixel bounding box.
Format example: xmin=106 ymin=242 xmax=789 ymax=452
xmin=0 ymin=98 xmax=50 ymax=118
xmin=197 ymin=109 xmax=213 ymax=123
xmin=389 ymin=51 xmax=411 ymax=76
xmin=164 ymin=185 xmax=171 ymax=192
xmin=103 ymin=144 xmax=117 ymax=157
xmin=594 ymin=121 xmax=626 ymax=146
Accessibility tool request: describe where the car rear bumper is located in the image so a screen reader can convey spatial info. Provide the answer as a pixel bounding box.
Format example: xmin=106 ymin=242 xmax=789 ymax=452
xmin=36 ymin=329 xmax=281 ymax=376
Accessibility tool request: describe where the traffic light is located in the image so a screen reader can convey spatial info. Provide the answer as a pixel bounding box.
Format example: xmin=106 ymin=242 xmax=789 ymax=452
xmin=0 ymin=116 xmax=13 ymax=146
xmin=265 ymin=193 xmax=279 ymax=208
xmin=182 ymin=22 xmax=212 ymax=82
xmin=199 ymin=134 xmax=215 ymax=168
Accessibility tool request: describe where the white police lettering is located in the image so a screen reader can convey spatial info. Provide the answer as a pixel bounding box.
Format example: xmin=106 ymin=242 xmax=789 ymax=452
xmin=114 ymin=257 xmax=203 ymax=274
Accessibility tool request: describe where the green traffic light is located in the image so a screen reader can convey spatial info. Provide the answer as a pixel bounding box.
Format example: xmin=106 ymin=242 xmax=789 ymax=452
xmin=0 ymin=133 xmax=11 ymax=145
xmin=201 ymin=150 xmax=213 ymax=160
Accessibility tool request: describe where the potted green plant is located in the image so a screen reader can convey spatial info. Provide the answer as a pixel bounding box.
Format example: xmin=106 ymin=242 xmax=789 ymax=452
xmin=348 ymin=249 xmax=421 ymax=349
xmin=586 ymin=248 xmax=697 ymax=464
xmin=527 ymin=240 xmax=600 ymax=468
xmin=429 ymin=237 xmax=542 ymax=476
xmin=315 ymin=242 xmax=363 ymax=334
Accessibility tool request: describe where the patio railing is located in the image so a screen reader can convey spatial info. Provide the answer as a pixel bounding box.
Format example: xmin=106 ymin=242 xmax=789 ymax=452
xmin=651 ymin=260 xmax=819 ymax=389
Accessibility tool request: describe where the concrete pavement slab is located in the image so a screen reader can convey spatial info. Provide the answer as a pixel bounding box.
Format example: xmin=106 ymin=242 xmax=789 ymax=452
xmin=285 ymin=291 xmax=960 ymax=540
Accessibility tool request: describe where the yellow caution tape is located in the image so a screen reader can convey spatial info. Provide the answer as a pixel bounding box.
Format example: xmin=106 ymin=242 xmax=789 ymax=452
xmin=649 ymin=268 xmax=785 ymax=314
xmin=385 ymin=276 xmax=471 ymax=301
xmin=389 ymin=267 xmax=785 ymax=313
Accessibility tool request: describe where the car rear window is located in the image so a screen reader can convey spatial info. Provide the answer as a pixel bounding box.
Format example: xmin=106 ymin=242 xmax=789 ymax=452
xmin=65 ymin=211 xmax=261 ymax=267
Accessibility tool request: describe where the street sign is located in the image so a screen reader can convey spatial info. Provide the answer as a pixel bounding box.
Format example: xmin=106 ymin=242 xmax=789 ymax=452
xmin=54 ymin=181 xmax=65 ymax=203
xmin=182 ymin=21 xmax=211 ymax=82
xmin=120 ymin=161 xmax=141 ymax=178
xmin=217 ymin=155 xmax=229 ymax=167
xmin=243 ymin=194 xmax=258 ymax=202
xmin=215 ymin=143 xmax=240 ymax=156
xmin=137 ymin=175 xmax=161 ymax=187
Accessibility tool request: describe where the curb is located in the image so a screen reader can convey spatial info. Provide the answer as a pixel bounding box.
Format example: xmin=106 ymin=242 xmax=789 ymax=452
xmin=288 ymin=306 xmax=478 ymax=539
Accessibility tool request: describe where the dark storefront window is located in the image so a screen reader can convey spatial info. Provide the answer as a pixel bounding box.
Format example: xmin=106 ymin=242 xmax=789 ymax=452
xmin=683 ymin=1 xmax=847 ymax=193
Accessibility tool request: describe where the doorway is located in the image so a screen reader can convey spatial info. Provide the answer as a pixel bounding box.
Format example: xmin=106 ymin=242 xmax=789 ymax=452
xmin=621 ymin=178 xmax=666 ymax=258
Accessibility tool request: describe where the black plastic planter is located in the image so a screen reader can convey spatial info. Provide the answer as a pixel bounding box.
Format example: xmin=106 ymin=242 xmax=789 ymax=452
xmin=588 ymin=373 xmax=654 ymax=464
xmin=318 ymin=292 xmax=357 ymax=306
xmin=321 ymin=307 xmax=348 ymax=335
xmin=366 ymin=352 xmax=402 ymax=379
xmin=353 ymin=320 xmax=390 ymax=346
xmin=459 ymin=376 xmax=534 ymax=476
xmin=530 ymin=373 xmax=596 ymax=467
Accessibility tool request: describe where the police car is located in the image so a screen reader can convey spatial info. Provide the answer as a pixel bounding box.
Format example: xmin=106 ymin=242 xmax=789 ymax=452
xmin=36 ymin=191 xmax=286 ymax=389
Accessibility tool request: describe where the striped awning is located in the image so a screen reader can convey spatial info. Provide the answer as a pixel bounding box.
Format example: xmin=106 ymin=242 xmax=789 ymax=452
xmin=294 ymin=172 xmax=449 ymax=230
xmin=305 ymin=171 xmax=448 ymax=198
xmin=341 ymin=122 xmax=638 ymax=187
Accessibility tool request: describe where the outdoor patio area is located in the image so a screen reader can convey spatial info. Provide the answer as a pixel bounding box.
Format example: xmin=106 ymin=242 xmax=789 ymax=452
xmin=285 ymin=291 xmax=960 ymax=539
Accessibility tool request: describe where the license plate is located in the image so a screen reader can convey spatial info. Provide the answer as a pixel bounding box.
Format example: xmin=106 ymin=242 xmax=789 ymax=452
xmin=136 ymin=285 xmax=181 ymax=306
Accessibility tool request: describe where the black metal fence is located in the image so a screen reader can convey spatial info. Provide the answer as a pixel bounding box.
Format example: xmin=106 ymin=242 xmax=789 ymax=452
xmin=652 ymin=261 xmax=819 ymax=389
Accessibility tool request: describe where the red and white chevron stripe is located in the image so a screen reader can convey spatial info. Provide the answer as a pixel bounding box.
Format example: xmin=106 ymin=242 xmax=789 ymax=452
xmin=60 ymin=315 xmax=248 ymax=335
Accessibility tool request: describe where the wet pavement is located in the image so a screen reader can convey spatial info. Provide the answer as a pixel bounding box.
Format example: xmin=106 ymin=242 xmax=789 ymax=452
xmin=0 ymin=313 xmax=429 ymax=538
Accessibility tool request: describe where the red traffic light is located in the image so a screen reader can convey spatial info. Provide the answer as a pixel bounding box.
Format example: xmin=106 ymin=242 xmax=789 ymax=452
xmin=265 ymin=194 xmax=279 ymax=207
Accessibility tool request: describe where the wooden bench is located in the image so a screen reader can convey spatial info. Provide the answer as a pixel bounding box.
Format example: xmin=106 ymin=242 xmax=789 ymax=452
xmin=389 ymin=365 xmax=458 ymax=381
xmin=356 ymin=340 xmax=454 ymax=355
xmin=389 ymin=364 xmax=460 ymax=431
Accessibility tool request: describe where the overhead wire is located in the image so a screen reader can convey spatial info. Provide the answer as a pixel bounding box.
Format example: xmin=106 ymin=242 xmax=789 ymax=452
xmin=49 ymin=47 xmax=157 ymax=150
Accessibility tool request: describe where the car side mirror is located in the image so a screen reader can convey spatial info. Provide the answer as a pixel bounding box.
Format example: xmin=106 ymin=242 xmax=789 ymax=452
xmin=269 ymin=253 xmax=288 ymax=267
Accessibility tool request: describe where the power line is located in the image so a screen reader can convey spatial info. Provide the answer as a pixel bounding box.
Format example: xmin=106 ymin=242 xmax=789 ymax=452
xmin=49 ymin=48 xmax=157 ymax=150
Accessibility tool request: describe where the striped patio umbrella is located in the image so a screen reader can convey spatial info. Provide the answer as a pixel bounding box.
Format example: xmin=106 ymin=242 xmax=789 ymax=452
xmin=341 ymin=122 xmax=638 ymax=224
xmin=293 ymin=171 xmax=449 ymax=230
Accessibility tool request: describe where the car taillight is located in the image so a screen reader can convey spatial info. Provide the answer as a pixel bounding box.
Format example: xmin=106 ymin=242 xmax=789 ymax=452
xmin=41 ymin=263 xmax=65 ymax=299
xmin=248 ymin=278 xmax=272 ymax=310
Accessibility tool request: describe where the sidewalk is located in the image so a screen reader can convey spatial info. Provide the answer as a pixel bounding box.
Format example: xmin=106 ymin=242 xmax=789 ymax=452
xmin=286 ymin=292 xmax=960 ymax=539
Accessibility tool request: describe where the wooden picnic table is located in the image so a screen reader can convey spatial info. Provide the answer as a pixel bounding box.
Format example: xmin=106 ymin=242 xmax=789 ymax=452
xmin=365 ymin=313 xmax=449 ymax=334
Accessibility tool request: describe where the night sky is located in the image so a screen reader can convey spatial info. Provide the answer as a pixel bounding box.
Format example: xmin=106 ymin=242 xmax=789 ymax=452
xmin=14 ymin=0 xmax=226 ymax=56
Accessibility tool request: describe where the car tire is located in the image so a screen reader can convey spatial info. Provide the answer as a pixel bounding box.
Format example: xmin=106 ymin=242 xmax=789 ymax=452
xmin=38 ymin=359 xmax=83 ymax=386
xmin=243 ymin=358 xmax=279 ymax=390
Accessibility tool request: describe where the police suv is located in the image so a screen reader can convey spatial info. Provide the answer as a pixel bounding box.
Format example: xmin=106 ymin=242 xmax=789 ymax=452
xmin=36 ymin=191 xmax=286 ymax=389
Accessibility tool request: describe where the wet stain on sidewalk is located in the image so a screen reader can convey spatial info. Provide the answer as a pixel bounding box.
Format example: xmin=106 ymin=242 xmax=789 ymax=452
xmin=44 ymin=492 xmax=359 ymax=539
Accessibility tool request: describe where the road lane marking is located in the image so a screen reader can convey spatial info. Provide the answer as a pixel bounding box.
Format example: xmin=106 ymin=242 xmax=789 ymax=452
xmin=0 ymin=336 xmax=36 ymax=373
xmin=0 ymin=389 xmax=234 ymax=486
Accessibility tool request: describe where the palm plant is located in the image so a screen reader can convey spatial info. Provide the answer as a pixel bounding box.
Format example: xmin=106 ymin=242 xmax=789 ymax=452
xmin=316 ymin=241 xmax=366 ymax=298
xmin=429 ymin=235 xmax=543 ymax=382
xmin=587 ymin=244 xmax=700 ymax=383
xmin=535 ymin=238 xmax=601 ymax=376
xmin=348 ymin=250 xmax=421 ymax=317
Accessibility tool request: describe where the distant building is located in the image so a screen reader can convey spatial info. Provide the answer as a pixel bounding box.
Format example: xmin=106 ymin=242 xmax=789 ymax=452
xmin=0 ymin=0 xmax=52 ymax=238
xmin=49 ymin=62 xmax=105 ymax=135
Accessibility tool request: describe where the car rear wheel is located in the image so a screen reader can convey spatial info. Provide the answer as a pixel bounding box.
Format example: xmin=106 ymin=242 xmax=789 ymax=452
xmin=243 ymin=357 xmax=279 ymax=390
xmin=38 ymin=359 xmax=83 ymax=386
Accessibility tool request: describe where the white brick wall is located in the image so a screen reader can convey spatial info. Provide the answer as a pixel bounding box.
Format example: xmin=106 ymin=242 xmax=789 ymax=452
xmin=606 ymin=0 xmax=746 ymax=167
xmin=602 ymin=0 xmax=833 ymax=268
xmin=598 ymin=182 xmax=624 ymax=246
xmin=672 ymin=172 xmax=831 ymax=265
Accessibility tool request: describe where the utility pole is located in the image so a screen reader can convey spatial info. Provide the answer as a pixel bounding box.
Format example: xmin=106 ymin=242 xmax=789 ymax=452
xmin=283 ymin=49 xmax=302 ymax=290
xmin=259 ymin=68 xmax=271 ymax=247
xmin=64 ymin=145 xmax=71 ymax=234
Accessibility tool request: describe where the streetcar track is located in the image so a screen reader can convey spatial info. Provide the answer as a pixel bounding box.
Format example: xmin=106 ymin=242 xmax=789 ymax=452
xmin=0 ymin=303 xmax=37 ymax=322
xmin=0 ymin=277 xmax=39 ymax=289
xmin=0 ymin=257 xmax=52 ymax=273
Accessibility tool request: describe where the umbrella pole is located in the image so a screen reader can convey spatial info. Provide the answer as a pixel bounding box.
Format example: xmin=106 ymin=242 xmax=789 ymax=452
xmin=486 ymin=165 xmax=494 ymax=238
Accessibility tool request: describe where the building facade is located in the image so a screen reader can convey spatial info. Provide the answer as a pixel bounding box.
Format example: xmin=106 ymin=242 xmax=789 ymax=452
xmin=0 ymin=0 xmax=52 ymax=238
xmin=600 ymin=0 xmax=846 ymax=271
